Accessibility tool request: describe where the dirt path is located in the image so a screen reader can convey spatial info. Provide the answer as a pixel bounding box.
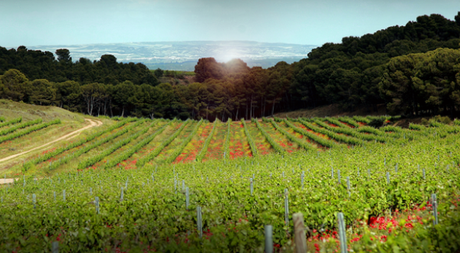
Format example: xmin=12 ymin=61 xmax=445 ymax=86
xmin=0 ymin=118 xmax=102 ymax=164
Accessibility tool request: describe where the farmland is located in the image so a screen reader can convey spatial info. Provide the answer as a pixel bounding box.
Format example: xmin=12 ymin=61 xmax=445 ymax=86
xmin=0 ymin=112 xmax=460 ymax=252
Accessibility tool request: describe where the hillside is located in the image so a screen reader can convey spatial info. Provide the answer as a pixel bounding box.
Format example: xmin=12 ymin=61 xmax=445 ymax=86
xmin=0 ymin=100 xmax=110 ymax=172
xmin=0 ymin=101 xmax=459 ymax=252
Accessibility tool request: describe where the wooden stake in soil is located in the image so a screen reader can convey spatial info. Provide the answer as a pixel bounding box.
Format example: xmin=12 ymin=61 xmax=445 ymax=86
xmin=293 ymin=213 xmax=306 ymax=253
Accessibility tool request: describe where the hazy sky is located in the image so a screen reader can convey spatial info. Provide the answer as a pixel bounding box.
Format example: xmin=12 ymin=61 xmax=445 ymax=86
xmin=1 ymin=0 xmax=459 ymax=48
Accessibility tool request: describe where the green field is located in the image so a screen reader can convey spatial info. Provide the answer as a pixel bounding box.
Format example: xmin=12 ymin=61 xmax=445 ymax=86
xmin=0 ymin=113 xmax=459 ymax=252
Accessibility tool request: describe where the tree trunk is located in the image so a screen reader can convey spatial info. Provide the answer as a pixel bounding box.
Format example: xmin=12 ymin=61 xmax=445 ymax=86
xmin=245 ymin=102 xmax=248 ymax=120
xmin=272 ymin=102 xmax=275 ymax=116
xmin=236 ymin=107 xmax=239 ymax=121
xmin=263 ymin=97 xmax=266 ymax=117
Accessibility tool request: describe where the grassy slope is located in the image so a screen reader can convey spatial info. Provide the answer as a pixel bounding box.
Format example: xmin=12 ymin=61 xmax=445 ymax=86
xmin=0 ymin=100 xmax=115 ymax=174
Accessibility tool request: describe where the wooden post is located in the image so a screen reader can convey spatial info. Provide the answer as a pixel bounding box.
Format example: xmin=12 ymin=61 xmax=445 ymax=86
xmin=293 ymin=213 xmax=306 ymax=253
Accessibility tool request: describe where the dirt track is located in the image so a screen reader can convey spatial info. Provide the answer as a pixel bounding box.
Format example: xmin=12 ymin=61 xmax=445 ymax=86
xmin=0 ymin=118 xmax=102 ymax=184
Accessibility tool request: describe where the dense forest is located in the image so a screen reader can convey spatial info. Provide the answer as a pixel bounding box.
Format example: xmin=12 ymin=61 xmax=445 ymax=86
xmin=1 ymin=12 xmax=460 ymax=120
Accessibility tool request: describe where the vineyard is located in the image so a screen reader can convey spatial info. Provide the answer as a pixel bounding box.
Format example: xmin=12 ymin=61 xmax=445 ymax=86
xmin=1 ymin=114 xmax=460 ymax=252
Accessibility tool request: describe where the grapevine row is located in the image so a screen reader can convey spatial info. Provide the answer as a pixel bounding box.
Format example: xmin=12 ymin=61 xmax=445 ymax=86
xmin=22 ymin=118 xmax=136 ymax=171
xmin=165 ymin=119 xmax=203 ymax=164
xmin=294 ymin=118 xmax=361 ymax=145
xmin=77 ymin=119 xmax=150 ymax=170
xmin=104 ymin=121 xmax=170 ymax=169
xmin=253 ymin=119 xmax=285 ymax=154
xmin=352 ymin=115 xmax=371 ymax=124
xmin=322 ymin=118 xmax=387 ymax=142
xmin=283 ymin=118 xmax=342 ymax=148
xmin=0 ymin=117 xmax=22 ymax=128
xmin=356 ymin=126 xmax=386 ymax=136
xmin=136 ymin=120 xmax=189 ymax=167
xmin=223 ymin=119 xmax=231 ymax=159
xmin=0 ymin=118 xmax=42 ymax=136
xmin=0 ymin=119 xmax=59 ymax=144
xmin=195 ymin=120 xmax=217 ymax=163
xmin=338 ymin=116 xmax=360 ymax=128
xmin=264 ymin=118 xmax=316 ymax=151
xmin=44 ymin=119 xmax=142 ymax=171
xmin=241 ymin=119 xmax=258 ymax=158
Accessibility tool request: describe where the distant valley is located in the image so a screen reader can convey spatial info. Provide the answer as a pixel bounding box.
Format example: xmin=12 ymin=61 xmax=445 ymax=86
xmin=28 ymin=41 xmax=317 ymax=70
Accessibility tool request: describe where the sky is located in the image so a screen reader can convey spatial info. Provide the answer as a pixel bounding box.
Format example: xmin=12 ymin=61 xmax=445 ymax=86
xmin=0 ymin=0 xmax=459 ymax=48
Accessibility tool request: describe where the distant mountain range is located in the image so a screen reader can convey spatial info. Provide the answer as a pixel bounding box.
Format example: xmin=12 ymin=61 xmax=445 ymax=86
xmin=28 ymin=41 xmax=317 ymax=71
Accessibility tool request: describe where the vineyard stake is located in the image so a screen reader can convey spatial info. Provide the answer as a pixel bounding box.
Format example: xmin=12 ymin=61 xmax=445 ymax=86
xmin=395 ymin=163 xmax=398 ymax=173
xmin=197 ymin=206 xmax=203 ymax=239
xmin=51 ymin=241 xmax=59 ymax=253
xmin=250 ymin=178 xmax=253 ymax=196
xmin=347 ymin=177 xmax=350 ymax=197
xmin=293 ymin=213 xmax=306 ymax=253
xmin=338 ymin=169 xmax=341 ymax=184
xmin=423 ymin=169 xmax=426 ymax=180
xmin=264 ymin=225 xmax=273 ymax=253
xmin=432 ymin=194 xmax=438 ymax=225
xmin=386 ymin=172 xmax=390 ymax=184
xmin=33 ymin=193 xmax=36 ymax=209
xmin=63 ymin=190 xmax=65 ymax=202
xmin=90 ymin=187 xmax=92 ymax=195
xmin=331 ymin=167 xmax=334 ymax=179
xmin=284 ymin=189 xmax=289 ymax=230
xmin=95 ymin=197 xmax=99 ymax=214
xmin=120 ymin=187 xmax=124 ymax=201
xmin=186 ymin=187 xmax=189 ymax=210
xmin=301 ymin=171 xmax=304 ymax=190
xmin=53 ymin=191 xmax=56 ymax=201
xmin=174 ymin=178 xmax=177 ymax=194
xmin=337 ymin=212 xmax=347 ymax=253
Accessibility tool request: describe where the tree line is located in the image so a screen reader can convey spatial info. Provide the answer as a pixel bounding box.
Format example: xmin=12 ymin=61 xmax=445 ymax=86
xmin=0 ymin=12 xmax=460 ymax=120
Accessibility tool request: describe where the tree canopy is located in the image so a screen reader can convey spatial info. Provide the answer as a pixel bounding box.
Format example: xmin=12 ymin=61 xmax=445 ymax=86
xmin=1 ymin=12 xmax=460 ymax=119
